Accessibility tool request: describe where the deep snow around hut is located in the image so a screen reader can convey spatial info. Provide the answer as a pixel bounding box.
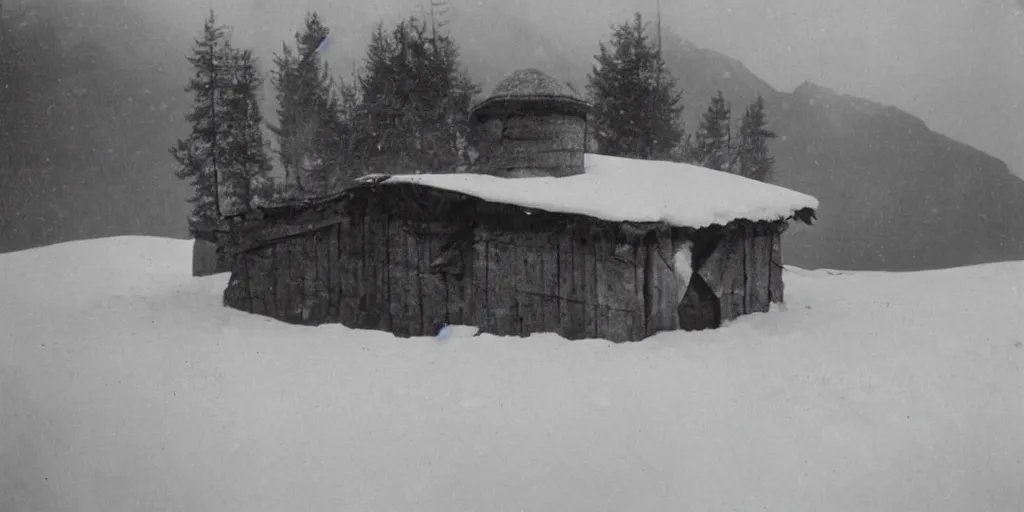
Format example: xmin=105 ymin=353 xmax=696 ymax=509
xmin=2 ymin=236 xmax=1022 ymax=512
xmin=385 ymin=153 xmax=819 ymax=228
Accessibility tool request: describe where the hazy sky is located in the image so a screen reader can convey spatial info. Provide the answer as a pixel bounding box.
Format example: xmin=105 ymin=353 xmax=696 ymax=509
xmin=159 ymin=0 xmax=1024 ymax=175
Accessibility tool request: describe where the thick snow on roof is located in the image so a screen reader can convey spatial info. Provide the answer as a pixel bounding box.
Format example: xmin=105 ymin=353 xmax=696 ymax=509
xmin=384 ymin=154 xmax=819 ymax=228
xmin=470 ymin=68 xmax=589 ymax=117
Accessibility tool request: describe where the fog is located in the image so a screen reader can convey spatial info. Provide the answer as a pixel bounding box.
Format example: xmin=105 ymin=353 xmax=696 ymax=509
xmin=154 ymin=0 xmax=1024 ymax=176
xmin=2 ymin=0 xmax=1023 ymax=268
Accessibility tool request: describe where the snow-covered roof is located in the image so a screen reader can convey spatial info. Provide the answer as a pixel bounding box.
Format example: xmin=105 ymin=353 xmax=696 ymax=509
xmin=471 ymin=68 xmax=589 ymax=117
xmin=382 ymin=154 xmax=819 ymax=229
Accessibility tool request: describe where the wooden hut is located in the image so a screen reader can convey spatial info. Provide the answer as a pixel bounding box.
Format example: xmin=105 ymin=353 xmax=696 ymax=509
xmin=469 ymin=69 xmax=590 ymax=178
xmin=222 ymin=156 xmax=817 ymax=342
xmin=220 ymin=68 xmax=818 ymax=341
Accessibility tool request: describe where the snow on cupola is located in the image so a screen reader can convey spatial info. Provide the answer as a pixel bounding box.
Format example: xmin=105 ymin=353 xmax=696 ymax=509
xmin=469 ymin=68 xmax=590 ymax=178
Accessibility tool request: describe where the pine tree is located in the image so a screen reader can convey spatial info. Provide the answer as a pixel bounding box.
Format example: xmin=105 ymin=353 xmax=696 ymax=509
xmin=586 ymin=13 xmax=684 ymax=160
xmin=170 ymin=10 xmax=233 ymax=232
xmin=693 ymin=91 xmax=733 ymax=171
xmin=171 ymin=10 xmax=274 ymax=230
xmin=734 ymin=94 xmax=777 ymax=182
xmin=269 ymin=11 xmax=343 ymax=198
xmin=219 ymin=48 xmax=274 ymax=214
xmin=354 ymin=15 xmax=478 ymax=174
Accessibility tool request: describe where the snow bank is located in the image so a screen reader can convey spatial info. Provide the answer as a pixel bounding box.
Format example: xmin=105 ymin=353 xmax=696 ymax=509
xmin=673 ymin=240 xmax=694 ymax=302
xmin=2 ymin=237 xmax=1022 ymax=512
xmin=385 ymin=154 xmax=820 ymax=229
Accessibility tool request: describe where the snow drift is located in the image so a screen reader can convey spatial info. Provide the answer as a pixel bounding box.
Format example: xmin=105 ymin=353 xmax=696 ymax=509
xmin=1 ymin=236 xmax=1022 ymax=512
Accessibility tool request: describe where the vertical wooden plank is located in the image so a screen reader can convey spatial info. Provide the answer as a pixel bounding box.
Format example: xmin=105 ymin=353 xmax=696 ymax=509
xmin=633 ymin=243 xmax=647 ymax=340
xmin=519 ymin=237 xmax=541 ymax=336
xmin=289 ymin=236 xmax=305 ymax=323
xmin=388 ymin=217 xmax=409 ymax=337
xmin=359 ymin=212 xmax=376 ymax=329
xmin=750 ymin=225 xmax=772 ymax=313
xmin=358 ymin=211 xmax=376 ymax=329
xmin=444 ymin=226 xmax=471 ymax=327
xmin=405 ymin=224 xmax=424 ymax=337
xmin=420 ymin=224 xmax=449 ymax=335
xmin=487 ymin=236 xmax=517 ymax=336
xmin=287 ymin=238 xmax=305 ymax=323
xmin=644 ymin=227 xmax=680 ymax=336
xmin=556 ymin=231 xmax=584 ymax=339
xmin=606 ymin=238 xmax=645 ymax=341
xmin=593 ymin=235 xmax=620 ymax=342
xmin=743 ymin=224 xmax=756 ymax=315
xmin=350 ymin=208 xmax=365 ymax=309
xmin=260 ymin=247 xmax=278 ymax=319
xmin=722 ymin=229 xmax=746 ymax=322
xmin=769 ymin=229 xmax=785 ymax=304
xmin=302 ymin=233 xmax=320 ymax=324
xmin=316 ymin=228 xmax=331 ymax=323
xmin=288 ymin=237 xmax=303 ymax=323
xmin=326 ymin=223 xmax=341 ymax=322
xmin=469 ymin=235 xmax=489 ymax=331
xmin=247 ymin=251 xmax=270 ymax=316
xmin=581 ymin=228 xmax=599 ymax=339
xmin=311 ymin=231 xmax=327 ymax=324
xmin=275 ymin=240 xmax=290 ymax=321
xmin=365 ymin=211 xmax=391 ymax=331
xmin=223 ymin=252 xmax=250 ymax=311
xmin=446 ymin=274 xmax=467 ymax=326
xmin=337 ymin=215 xmax=359 ymax=326
xmin=540 ymin=236 xmax=561 ymax=335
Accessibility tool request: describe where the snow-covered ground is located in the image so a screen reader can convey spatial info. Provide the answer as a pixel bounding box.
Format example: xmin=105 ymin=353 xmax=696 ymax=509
xmin=2 ymin=236 xmax=1022 ymax=512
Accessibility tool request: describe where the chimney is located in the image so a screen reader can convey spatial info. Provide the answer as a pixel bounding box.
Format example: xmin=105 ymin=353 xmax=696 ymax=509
xmin=469 ymin=69 xmax=590 ymax=178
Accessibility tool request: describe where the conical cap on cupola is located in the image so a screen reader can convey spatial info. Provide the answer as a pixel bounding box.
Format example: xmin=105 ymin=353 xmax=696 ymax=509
xmin=469 ymin=69 xmax=590 ymax=178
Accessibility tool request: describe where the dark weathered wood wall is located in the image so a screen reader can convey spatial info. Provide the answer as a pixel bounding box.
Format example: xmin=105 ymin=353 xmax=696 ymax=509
xmin=223 ymin=187 xmax=790 ymax=341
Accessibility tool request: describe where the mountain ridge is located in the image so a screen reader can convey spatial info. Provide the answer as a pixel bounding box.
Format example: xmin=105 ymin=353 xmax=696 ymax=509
xmin=3 ymin=5 xmax=1022 ymax=271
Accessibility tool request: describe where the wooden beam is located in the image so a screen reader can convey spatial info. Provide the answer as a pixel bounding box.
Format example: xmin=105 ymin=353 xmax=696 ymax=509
xmin=230 ymin=216 xmax=350 ymax=255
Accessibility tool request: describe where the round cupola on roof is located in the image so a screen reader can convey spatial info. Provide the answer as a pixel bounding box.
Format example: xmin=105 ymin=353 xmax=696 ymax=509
xmin=469 ymin=68 xmax=590 ymax=178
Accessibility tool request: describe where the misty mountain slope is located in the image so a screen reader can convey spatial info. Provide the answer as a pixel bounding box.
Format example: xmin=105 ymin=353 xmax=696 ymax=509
xmin=659 ymin=34 xmax=783 ymax=132
xmin=768 ymin=82 xmax=1024 ymax=271
xmin=5 ymin=2 xmax=1021 ymax=272
xmin=654 ymin=40 xmax=1024 ymax=271
xmin=446 ymin=3 xmax=586 ymax=95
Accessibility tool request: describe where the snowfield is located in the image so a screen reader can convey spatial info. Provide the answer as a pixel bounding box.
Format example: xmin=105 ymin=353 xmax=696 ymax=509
xmin=2 ymin=236 xmax=1022 ymax=512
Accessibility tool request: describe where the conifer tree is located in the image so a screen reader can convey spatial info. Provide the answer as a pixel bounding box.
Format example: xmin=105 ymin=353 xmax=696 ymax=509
xmin=586 ymin=13 xmax=684 ymax=160
xmin=693 ymin=91 xmax=733 ymax=171
xmin=354 ymin=15 xmax=478 ymax=174
xmin=170 ymin=10 xmax=233 ymax=231
xmin=734 ymin=94 xmax=777 ymax=182
xmin=270 ymin=11 xmax=342 ymax=197
xmin=171 ymin=10 xmax=274 ymax=229
xmin=219 ymin=48 xmax=274 ymax=214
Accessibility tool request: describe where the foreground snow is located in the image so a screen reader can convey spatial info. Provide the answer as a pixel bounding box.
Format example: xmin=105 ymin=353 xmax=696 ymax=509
xmin=2 ymin=236 xmax=1022 ymax=512
xmin=387 ymin=153 xmax=819 ymax=229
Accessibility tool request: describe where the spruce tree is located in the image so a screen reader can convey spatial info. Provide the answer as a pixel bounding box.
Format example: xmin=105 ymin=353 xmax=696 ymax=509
xmin=586 ymin=13 xmax=684 ymax=160
xmin=735 ymin=94 xmax=777 ymax=182
xmin=693 ymin=91 xmax=733 ymax=171
xmin=219 ymin=48 xmax=274 ymax=214
xmin=354 ymin=16 xmax=478 ymax=174
xmin=170 ymin=10 xmax=233 ymax=232
xmin=270 ymin=11 xmax=343 ymax=198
